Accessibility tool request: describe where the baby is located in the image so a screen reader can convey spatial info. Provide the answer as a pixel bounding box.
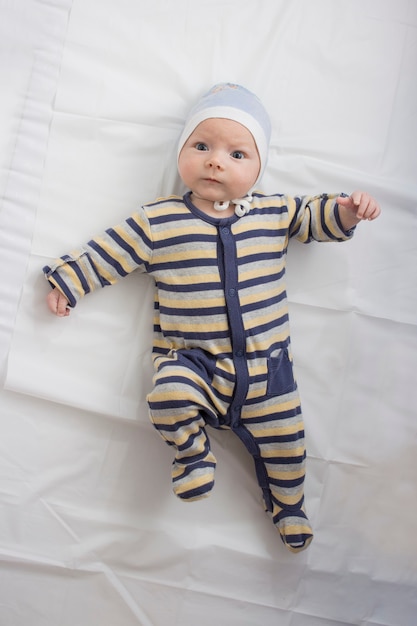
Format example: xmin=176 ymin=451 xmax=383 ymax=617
xmin=44 ymin=83 xmax=380 ymax=552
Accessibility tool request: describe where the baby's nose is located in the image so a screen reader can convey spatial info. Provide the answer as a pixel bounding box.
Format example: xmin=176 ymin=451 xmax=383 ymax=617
xmin=207 ymin=152 xmax=224 ymax=169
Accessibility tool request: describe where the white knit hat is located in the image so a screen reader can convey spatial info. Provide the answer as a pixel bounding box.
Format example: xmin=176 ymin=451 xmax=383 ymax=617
xmin=177 ymin=83 xmax=271 ymax=215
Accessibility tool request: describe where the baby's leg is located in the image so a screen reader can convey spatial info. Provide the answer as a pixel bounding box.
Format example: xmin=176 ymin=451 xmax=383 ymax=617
xmin=147 ymin=353 xmax=220 ymax=502
xmin=240 ymin=395 xmax=313 ymax=552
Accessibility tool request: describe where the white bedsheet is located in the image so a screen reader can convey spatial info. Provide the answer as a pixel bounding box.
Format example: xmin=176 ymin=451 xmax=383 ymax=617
xmin=1 ymin=1 xmax=416 ymax=624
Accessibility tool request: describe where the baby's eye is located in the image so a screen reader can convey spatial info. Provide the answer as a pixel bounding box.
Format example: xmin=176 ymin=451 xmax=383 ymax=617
xmin=231 ymin=150 xmax=245 ymax=160
xmin=196 ymin=142 xmax=208 ymax=151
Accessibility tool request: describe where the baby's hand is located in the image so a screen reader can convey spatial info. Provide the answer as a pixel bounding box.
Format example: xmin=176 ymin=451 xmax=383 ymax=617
xmin=47 ymin=288 xmax=70 ymax=317
xmin=337 ymin=191 xmax=381 ymax=222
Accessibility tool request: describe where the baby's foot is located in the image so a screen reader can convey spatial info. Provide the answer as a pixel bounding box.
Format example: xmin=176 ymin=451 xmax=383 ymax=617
xmin=274 ymin=508 xmax=313 ymax=553
xmin=172 ymin=452 xmax=216 ymax=501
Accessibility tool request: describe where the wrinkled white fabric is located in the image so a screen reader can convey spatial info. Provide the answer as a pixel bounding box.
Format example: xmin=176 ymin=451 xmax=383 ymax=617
xmin=0 ymin=1 xmax=416 ymax=624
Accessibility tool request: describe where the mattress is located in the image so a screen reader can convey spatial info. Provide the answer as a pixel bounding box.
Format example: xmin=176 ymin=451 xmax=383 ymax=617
xmin=0 ymin=1 xmax=416 ymax=624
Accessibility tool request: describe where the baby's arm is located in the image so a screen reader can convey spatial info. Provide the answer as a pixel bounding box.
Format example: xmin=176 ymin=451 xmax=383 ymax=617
xmin=336 ymin=191 xmax=381 ymax=231
xmin=47 ymin=288 xmax=70 ymax=317
xmin=43 ymin=206 xmax=154 ymax=317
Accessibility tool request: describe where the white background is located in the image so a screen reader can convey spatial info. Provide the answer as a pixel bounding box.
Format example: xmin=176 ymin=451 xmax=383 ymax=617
xmin=0 ymin=1 xmax=416 ymax=624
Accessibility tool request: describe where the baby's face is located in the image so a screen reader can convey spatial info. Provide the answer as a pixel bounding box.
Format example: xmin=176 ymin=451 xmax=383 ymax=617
xmin=178 ymin=118 xmax=260 ymax=213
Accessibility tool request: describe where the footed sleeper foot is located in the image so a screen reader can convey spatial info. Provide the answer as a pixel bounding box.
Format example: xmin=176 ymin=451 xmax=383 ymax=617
xmin=172 ymin=452 xmax=216 ymax=501
xmin=274 ymin=508 xmax=314 ymax=553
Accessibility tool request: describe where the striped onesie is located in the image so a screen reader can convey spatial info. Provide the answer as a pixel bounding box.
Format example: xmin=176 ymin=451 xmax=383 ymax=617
xmin=43 ymin=190 xmax=354 ymax=552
